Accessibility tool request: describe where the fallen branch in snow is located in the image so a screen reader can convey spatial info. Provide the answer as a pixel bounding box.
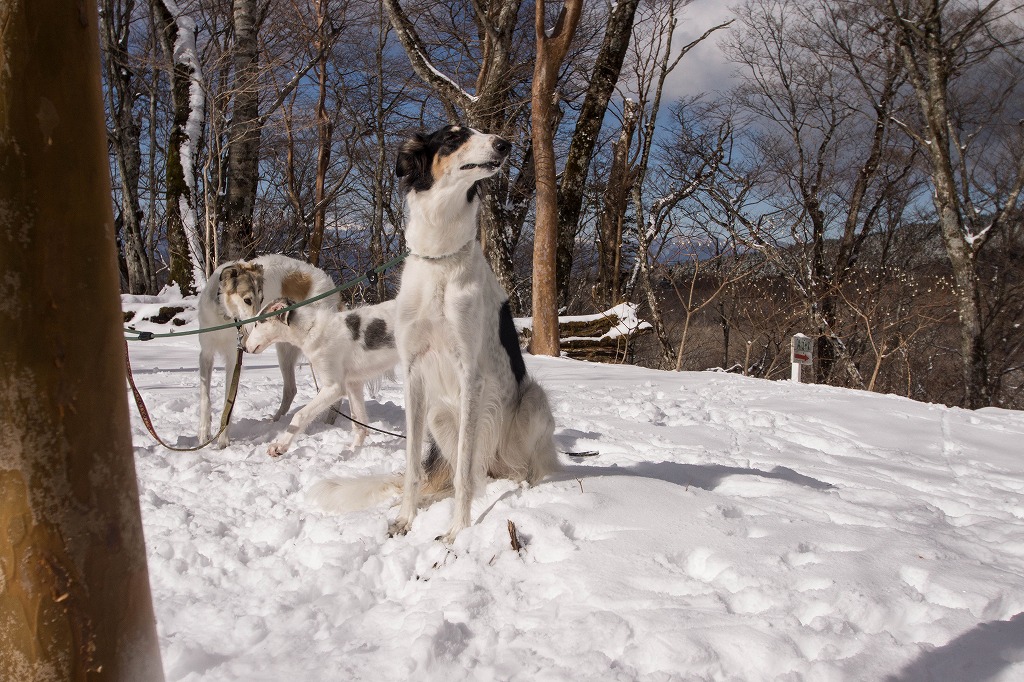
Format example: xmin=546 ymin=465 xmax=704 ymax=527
xmin=508 ymin=520 xmax=523 ymax=553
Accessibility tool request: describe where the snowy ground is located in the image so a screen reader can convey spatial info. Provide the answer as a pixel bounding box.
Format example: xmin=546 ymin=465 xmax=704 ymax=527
xmin=124 ymin=294 xmax=1024 ymax=681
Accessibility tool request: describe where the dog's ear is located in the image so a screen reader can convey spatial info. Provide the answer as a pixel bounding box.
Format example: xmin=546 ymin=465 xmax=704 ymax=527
xmin=261 ymin=298 xmax=296 ymax=325
xmin=396 ymin=132 xmax=430 ymax=184
xmin=220 ymin=264 xmax=241 ymax=284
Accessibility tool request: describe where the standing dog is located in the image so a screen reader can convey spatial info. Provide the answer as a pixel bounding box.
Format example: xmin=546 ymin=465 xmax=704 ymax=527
xmin=310 ymin=126 xmax=558 ymax=542
xmin=198 ymin=254 xmax=339 ymax=447
xmin=244 ymin=298 xmax=399 ymax=457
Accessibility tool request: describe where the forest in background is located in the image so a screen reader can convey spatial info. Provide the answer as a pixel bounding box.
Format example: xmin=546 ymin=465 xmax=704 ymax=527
xmin=100 ymin=0 xmax=1024 ymax=409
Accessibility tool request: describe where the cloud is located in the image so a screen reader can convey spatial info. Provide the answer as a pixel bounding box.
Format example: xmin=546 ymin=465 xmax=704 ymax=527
xmin=665 ymin=2 xmax=738 ymax=100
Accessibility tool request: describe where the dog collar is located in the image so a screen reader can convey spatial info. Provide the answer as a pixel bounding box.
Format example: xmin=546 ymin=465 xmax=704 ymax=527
xmin=410 ymin=239 xmax=474 ymax=262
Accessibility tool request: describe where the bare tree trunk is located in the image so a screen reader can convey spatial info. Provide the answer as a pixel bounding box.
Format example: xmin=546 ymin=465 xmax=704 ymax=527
xmin=0 ymin=1 xmax=164 ymax=678
xmin=102 ymin=0 xmax=156 ymax=295
xmin=531 ymin=1 xmax=584 ymax=356
xmin=308 ymin=0 xmax=334 ymax=266
xmin=555 ymin=0 xmax=642 ymax=305
xmin=597 ymin=98 xmax=640 ymax=307
xmin=883 ymin=0 xmax=1005 ymax=408
xmin=153 ymin=0 xmax=206 ymax=292
xmin=221 ymin=0 xmax=261 ymax=262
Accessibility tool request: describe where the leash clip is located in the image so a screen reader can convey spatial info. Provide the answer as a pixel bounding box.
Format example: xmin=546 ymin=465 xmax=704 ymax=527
xmin=235 ymin=320 xmax=245 ymax=350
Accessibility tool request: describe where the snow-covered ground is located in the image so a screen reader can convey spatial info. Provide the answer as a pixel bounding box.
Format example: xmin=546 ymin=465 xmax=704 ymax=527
xmin=124 ymin=294 xmax=1024 ymax=681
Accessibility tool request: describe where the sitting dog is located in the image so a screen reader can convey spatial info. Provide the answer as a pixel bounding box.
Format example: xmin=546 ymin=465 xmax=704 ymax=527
xmin=244 ymin=298 xmax=399 ymax=457
xmin=309 ymin=126 xmax=558 ymax=542
xmin=198 ymin=254 xmax=339 ymax=447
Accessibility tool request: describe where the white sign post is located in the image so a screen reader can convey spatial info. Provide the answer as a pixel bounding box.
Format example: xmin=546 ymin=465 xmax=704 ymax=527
xmin=791 ymin=333 xmax=813 ymax=383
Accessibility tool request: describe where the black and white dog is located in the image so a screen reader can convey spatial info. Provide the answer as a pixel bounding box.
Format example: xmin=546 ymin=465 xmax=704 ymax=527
xmin=310 ymin=126 xmax=558 ymax=542
xmin=244 ymin=298 xmax=399 ymax=457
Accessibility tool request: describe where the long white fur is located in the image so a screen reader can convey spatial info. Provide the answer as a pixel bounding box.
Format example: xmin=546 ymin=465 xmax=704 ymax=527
xmin=244 ymin=299 xmax=399 ymax=457
xmin=197 ymin=254 xmax=338 ymax=447
xmin=309 ymin=127 xmax=558 ymax=542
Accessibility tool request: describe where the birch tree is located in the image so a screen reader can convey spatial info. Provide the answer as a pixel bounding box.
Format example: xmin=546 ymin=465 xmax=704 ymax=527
xmin=153 ymin=0 xmax=207 ymax=291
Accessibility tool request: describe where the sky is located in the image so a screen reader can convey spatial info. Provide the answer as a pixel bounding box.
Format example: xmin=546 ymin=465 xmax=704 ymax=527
xmin=668 ymin=1 xmax=738 ymax=99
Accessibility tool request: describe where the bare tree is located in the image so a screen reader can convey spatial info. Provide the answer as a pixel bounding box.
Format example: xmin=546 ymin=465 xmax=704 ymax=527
xmin=596 ymin=98 xmax=641 ymax=307
xmin=882 ymin=0 xmax=1024 ymax=408
xmin=383 ymin=0 xmax=536 ymax=307
xmin=218 ymin=0 xmax=262 ymax=261
xmin=102 ymin=0 xmax=158 ymax=294
xmin=0 ymin=0 xmax=164 ymax=677
xmin=623 ymin=1 xmax=732 ymax=366
xmin=554 ymin=0 xmax=644 ymax=304
xmin=531 ymin=0 xmax=585 ymax=355
xmin=152 ymin=0 xmax=207 ymax=292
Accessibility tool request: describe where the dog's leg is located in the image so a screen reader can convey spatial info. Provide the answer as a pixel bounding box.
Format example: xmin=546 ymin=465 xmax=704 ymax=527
xmin=274 ymin=342 xmax=300 ymax=421
xmin=199 ymin=346 xmax=215 ymax=442
xmin=390 ymin=358 xmax=427 ymax=536
xmin=445 ymin=368 xmax=484 ymax=543
xmin=346 ymin=380 xmax=369 ymax=449
xmin=216 ymin=347 xmax=237 ymax=448
xmin=268 ymin=381 xmax=345 ymax=457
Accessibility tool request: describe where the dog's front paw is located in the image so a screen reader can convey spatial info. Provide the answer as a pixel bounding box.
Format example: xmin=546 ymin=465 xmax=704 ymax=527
xmin=267 ymin=442 xmax=287 ymax=458
xmin=388 ymin=518 xmax=411 ymax=537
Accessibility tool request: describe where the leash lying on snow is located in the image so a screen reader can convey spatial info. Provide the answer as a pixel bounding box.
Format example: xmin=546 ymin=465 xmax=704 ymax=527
xmin=124 ymin=251 xmax=410 ymax=341
xmin=125 ymin=332 xmax=244 ymax=451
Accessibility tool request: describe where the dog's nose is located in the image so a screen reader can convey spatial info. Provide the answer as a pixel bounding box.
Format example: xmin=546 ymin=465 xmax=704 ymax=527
xmin=492 ymin=136 xmax=511 ymax=157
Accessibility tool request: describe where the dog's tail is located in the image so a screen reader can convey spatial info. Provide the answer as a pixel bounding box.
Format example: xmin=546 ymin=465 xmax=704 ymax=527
xmin=307 ymin=442 xmax=453 ymax=514
xmin=306 ymin=474 xmax=402 ymax=513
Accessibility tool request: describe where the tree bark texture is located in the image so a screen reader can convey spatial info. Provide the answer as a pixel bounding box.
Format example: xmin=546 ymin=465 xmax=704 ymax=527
xmin=597 ymin=98 xmax=640 ymax=307
xmin=0 ymin=1 xmax=165 ymax=679
xmin=885 ymin=0 xmax=992 ymax=408
xmin=531 ymin=1 xmax=583 ymax=356
xmin=153 ymin=0 xmax=201 ymax=292
xmin=555 ymin=0 xmax=641 ymax=305
xmin=220 ymin=0 xmax=261 ymax=262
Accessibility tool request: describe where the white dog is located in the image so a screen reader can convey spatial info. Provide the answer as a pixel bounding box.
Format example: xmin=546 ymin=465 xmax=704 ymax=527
xmin=198 ymin=254 xmax=339 ymax=447
xmin=309 ymin=126 xmax=558 ymax=542
xmin=244 ymin=298 xmax=399 ymax=457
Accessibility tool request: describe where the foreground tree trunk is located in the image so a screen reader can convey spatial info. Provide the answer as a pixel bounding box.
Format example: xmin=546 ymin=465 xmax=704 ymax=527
xmin=0 ymin=0 xmax=165 ymax=679
xmin=531 ymin=0 xmax=583 ymax=356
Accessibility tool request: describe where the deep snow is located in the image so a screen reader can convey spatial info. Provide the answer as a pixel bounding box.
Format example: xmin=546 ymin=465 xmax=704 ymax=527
xmin=123 ymin=293 xmax=1024 ymax=681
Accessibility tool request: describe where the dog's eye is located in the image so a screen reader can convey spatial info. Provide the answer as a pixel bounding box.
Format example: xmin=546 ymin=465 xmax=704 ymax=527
xmin=244 ymin=297 xmax=253 ymax=305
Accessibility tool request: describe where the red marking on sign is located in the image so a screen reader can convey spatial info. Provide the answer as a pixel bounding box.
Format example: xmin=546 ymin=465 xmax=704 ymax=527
xmin=794 ymin=353 xmax=810 ymax=361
